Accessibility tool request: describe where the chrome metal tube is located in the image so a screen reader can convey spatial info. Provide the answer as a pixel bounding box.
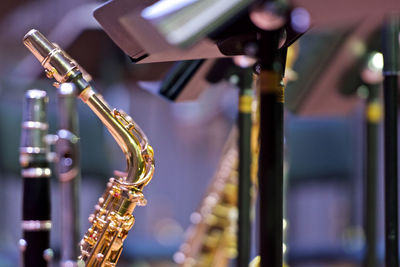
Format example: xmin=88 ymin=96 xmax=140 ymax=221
xmin=56 ymin=83 xmax=81 ymax=267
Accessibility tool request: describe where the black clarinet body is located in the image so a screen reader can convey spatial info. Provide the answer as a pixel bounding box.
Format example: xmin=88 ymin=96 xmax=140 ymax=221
xmin=19 ymin=89 xmax=52 ymax=267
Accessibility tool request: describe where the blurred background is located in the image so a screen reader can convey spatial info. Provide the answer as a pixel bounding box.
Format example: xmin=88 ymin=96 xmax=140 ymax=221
xmin=0 ymin=0 xmax=396 ymax=266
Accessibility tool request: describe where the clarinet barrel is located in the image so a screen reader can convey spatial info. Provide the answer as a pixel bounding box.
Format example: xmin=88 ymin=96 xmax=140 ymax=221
xmin=19 ymin=89 xmax=52 ymax=267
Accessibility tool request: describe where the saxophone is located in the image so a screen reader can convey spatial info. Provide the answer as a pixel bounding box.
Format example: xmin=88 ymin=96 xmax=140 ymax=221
xmin=174 ymin=129 xmax=240 ymax=267
xmin=176 ymin=76 xmax=260 ymax=267
xmin=23 ymin=29 xmax=155 ymax=266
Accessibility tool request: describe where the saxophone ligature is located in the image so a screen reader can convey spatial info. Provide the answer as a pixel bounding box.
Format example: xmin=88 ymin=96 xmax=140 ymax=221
xmin=23 ymin=29 xmax=155 ymax=266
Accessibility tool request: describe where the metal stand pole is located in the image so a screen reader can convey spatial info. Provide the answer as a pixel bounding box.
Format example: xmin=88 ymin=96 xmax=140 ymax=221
xmin=363 ymin=85 xmax=380 ymax=267
xmin=257 ymin=31 xmax=287 ymax=267
xmin=237 ymin=83 xmax=253 ymax=267
xmin=383 ymin=15 xmax=399 ymax=267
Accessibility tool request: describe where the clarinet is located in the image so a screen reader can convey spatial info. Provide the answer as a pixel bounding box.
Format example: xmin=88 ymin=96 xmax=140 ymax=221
xmin=19 ymin=89 xmax=53 ymax=267
xmin=56 ymin=83 xmax=81 ymax=267
xmin=23 ymin=29 xmax=155 ymax=267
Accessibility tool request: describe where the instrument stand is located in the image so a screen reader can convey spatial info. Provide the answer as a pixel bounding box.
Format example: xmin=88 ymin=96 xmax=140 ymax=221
xmin=383 ymin=15 xmax=399 ymax=267
xmin=237 ymin=73 xmax=254 ymax=267
xmin=253 ymin=30 xmax=287 ymax=267
xmin=363 ymin=84 xmax=380 ymax=267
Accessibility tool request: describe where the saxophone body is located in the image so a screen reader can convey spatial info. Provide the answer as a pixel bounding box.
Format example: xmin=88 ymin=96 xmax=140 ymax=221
xmin=176 ymin=85 xmax=259 ymax=267
xmin=23 ymin=29 xmax=155 ymax=266
xmin=175 ymin=130 xmax=239 ymax=267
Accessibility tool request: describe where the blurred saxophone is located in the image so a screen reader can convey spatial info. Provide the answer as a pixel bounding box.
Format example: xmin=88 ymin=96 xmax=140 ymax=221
xmin=174 ymin=128 xmax=258 ymax=267
xmin=23 ymin=29 xmax=155 ymax=266
xmin=175 ymin=72 xmax=260 ymax=267
xmin=174 ymin=129 xmax=239 ymax=267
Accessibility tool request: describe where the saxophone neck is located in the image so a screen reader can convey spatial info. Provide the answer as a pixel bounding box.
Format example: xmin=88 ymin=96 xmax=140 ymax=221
xmin=78 ymin=83 xmax=154 ymax=186
xmin=23 ymin=29 xmax=154 ymax=187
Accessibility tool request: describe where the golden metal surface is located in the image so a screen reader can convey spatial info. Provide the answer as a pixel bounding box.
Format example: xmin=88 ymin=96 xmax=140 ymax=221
xmin=366 ymin=101 xmax=382 ymax=123
xmin=176 ymin=86 xmax=260 ymax=267
xmin=174 ymin=130 xmax=240 ymax=267
xmin=259 ymin=70 xmax=285 ymax=103
xmin=24 ymin=29 xmax=78 ymax=84
xmin=23 ymin=29 xmax=155 ymax=266
xmin=79 ymin=178 xmax=145 ymax=266
xmin=239 ymin=95 xmax=253 ymax=113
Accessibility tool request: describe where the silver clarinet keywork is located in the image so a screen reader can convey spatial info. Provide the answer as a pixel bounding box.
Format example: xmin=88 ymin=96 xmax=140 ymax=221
xmin=23 ymin=29 xmax=155 ymax=267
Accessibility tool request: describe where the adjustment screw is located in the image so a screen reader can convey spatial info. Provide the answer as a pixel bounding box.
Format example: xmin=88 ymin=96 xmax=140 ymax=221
xmin=19 ymin=239 xmax=27 ymax=252
xmin=43 ymin=248 xmax=54 ymax=262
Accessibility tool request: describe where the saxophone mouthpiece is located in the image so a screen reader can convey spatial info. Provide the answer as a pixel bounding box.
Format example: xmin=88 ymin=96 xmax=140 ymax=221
xmin=23 ymin=29 xmax=54 ymax=63
xmin=23 ymin=29 xmax=78 ymax=84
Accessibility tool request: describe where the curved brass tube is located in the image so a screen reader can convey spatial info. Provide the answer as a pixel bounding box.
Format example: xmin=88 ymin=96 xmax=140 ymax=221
xmin=23 ymin=29 xmax=154 ymax=187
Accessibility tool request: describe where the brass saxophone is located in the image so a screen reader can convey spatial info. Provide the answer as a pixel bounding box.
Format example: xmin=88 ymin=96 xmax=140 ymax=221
xmin=23 ymin=29 xmax=155 ymax=266
xmin=176 ymin=78 xmax=260 ymax=267
xmin=174 ymin=129 xmax=239 ymax=267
